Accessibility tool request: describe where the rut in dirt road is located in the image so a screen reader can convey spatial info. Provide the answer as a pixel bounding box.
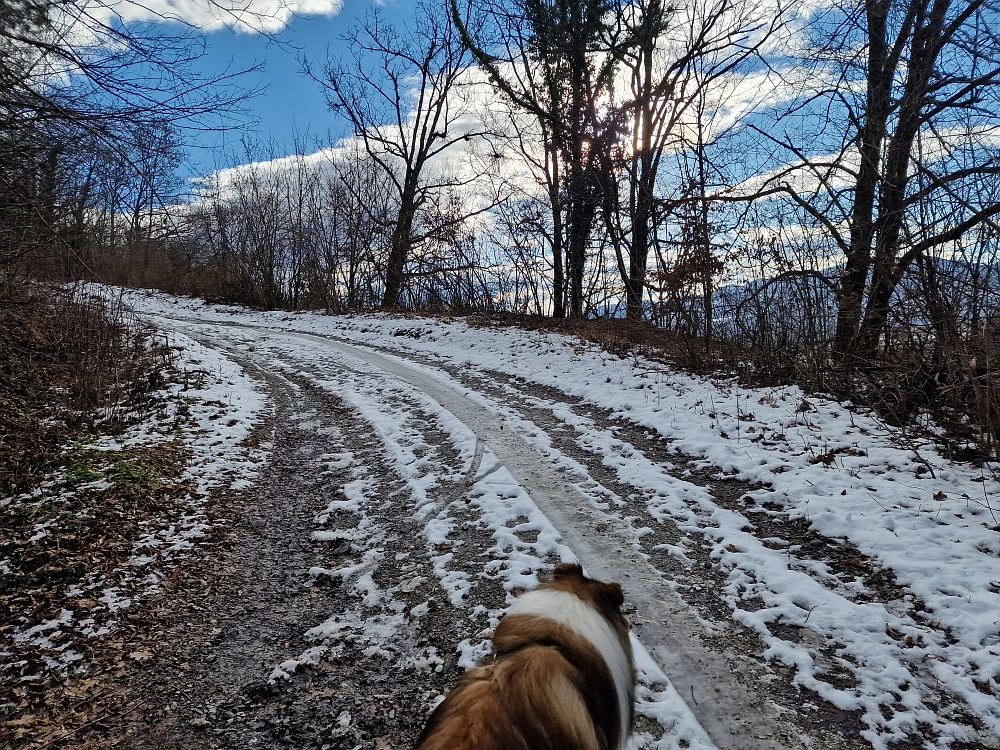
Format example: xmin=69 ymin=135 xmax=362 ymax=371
xmin=108 ymin=367 xmax=493 ymax=749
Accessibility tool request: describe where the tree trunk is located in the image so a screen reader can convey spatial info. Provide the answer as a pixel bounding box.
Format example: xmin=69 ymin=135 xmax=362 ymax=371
xmin=626 ymin=197 xmax=650 ymax=322
xmin=834 ymin=0 xmax=892 ymax=359
xmin=625 ymin=14 xmax=658 ymax=323
xmin=382 ymin=183 xmax=419 ymax=309
xmin=549 ymin=145 xmax=566 ymax=319
xmin=837 ymin=0 xmax=960 ymax=361
xmin=566 ymin=192 xmax=596 ymax=319
xmin=624 ymin=144 xmax=656 ymax=323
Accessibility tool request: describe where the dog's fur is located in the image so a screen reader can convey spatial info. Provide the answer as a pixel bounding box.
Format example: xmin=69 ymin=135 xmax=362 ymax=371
xmin=416 ymin=564 xmax=635 ymax=750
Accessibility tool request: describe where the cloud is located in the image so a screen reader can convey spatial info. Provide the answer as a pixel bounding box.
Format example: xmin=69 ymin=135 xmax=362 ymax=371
xmin=94 ymin=0 xmax=343 ymax=33
xmin=186 ymin=0 xmax=822 ymax=208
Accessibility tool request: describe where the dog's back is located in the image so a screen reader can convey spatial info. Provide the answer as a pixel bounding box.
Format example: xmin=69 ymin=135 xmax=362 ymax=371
xmin=416 ymin=564 xmax=634 ymax=750
xmin=416 ymin=644 xmax=607 ymax=750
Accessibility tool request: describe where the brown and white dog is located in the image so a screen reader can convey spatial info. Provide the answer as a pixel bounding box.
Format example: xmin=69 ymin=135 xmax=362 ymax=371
xmin=416 ymin=563 xmax=635 ymax=750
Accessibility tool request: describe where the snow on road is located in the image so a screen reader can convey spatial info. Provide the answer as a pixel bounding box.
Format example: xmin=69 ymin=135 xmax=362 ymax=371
xmin=122 ymin=288 xmax=1000 ymax=750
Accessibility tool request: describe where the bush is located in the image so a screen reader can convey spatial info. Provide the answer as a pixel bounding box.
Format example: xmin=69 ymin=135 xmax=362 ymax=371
xmin=0 ymin=283 xmax=172 ymax=493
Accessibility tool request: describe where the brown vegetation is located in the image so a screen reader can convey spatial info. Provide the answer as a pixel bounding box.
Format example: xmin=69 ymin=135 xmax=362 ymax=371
xmin=0 ymin=285 xmax=171 ymax=493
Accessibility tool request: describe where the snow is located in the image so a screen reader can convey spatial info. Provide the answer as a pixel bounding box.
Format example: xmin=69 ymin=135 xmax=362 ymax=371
xmin=631 ymin=636 xmax=717 ymax=750
xmin=118 ymin=288 xmax=1000 ymax=749
xmin=81 ymin=330 xmax=271 ymax=616
xmin=160 ymin=330 xmax=271 ymax=495
xmin=272 ymin=447 xmax=447 ymax=683
xmin=4 ymin=311 xmax=271 ymax=670
xmin=82 ymin=327 xmax=270 ymax=496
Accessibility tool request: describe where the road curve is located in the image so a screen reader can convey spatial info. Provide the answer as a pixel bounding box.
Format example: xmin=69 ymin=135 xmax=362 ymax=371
xmin=159 ymin=317 xmax=802 ymax=750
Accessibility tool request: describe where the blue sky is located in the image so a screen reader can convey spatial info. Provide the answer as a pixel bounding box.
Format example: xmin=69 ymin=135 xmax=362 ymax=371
xmin=179 ymin=0 xmax=417 ymax=177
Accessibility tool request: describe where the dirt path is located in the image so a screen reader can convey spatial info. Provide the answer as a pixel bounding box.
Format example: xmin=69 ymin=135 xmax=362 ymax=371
xmin=35 ymin=315 xmax=969 ymax=750
xmin=103 ymin=317 xmax=886 ymax=750
xmin=253 ymin=328 xmax=802 ymax=750
xmin=62 ymin=359 xmax=474 ymax=749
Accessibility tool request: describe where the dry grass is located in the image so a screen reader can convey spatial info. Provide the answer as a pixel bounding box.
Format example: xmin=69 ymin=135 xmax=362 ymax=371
xmin=0 ymin=284 xmax=172 ymax=493
xmin=0 ymin=442 xmax=193 ymax=690
xmin=0 ymin=288 xmax=202 ymax=747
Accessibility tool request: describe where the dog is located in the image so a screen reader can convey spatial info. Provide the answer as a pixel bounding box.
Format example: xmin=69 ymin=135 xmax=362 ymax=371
xmin=416 ymin=563 xmax=635 ymax=750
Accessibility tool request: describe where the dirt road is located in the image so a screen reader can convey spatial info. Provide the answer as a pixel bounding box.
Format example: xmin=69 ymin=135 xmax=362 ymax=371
xmin=65 ymin=315 xmax=885 ymax=750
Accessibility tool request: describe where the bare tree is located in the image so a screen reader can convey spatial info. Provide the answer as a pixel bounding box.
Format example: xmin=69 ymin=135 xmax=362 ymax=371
xmin=320 ymin=145 xmax=395 ymax=310
xmin=181 ymin=139 xmax=400 ymax=311
xmin=312 ymin=1 xmax=493 ymax=309
xmin=0 ymin=0 xmax=253 ymax=281
xmin=608 ymin=0 xmax=783 ymax=321
xmin=744 ymin=0 xmax=1000 ymax=362
xmin=454 ymin=0 xmax=626 ymax=319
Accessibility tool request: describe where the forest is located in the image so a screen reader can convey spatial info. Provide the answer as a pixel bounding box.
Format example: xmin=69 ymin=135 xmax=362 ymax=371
xmin=3 ymin=0 xmax=1000 ymax=458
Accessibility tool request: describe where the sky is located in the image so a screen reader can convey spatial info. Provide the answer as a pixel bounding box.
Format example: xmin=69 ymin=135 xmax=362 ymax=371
xmin=153 ymin=0 xmax=809 ymax=186
xmin=155 ymin=0 xmax=420 ymax=177
xmin=118 ymin=0 xmax=806 ymax=186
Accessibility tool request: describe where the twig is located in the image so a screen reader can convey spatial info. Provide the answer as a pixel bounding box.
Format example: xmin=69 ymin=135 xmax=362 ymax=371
xmin=34 ymin=699 xmax=147 ymax=749
xmin=803 ymin=605 xmax=818 ymax=625
xmin=174 ymin=685 xmax=207 ymax=716
xmin=982 ymin=479 xmax=999 ymax=524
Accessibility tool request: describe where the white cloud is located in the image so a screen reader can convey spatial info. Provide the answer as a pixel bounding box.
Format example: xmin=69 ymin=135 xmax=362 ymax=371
xmin=187 ymin=1 xmax=820 ymax=208
xmin=94 ymin=0 xmax=343 ymax=33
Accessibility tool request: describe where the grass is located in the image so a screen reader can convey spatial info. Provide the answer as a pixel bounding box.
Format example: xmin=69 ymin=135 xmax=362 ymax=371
xmin=61 ymin=462 xmax=104 ymax=486
xmin=109 ymin=459 xmax=160 ymax=487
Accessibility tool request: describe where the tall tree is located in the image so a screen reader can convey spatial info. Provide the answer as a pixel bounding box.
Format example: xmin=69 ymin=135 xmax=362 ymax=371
xmin=314 ymin=1 xmax=491 ymax=309
xmin=608 ymin=0 xmax=782 ymax=321
xmin=747 ymin=0 xmax=1000 ymax=362
xmin=454 ymin=0 xmax=624 ymax=318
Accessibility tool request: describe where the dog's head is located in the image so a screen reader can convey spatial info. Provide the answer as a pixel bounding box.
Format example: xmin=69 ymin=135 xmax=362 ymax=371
xmin=541 ymin=563 xmax=630 ymax=642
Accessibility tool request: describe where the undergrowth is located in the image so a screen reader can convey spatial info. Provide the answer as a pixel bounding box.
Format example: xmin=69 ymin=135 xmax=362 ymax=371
xmin=0 ymin=283 xmax=172 ymax=494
